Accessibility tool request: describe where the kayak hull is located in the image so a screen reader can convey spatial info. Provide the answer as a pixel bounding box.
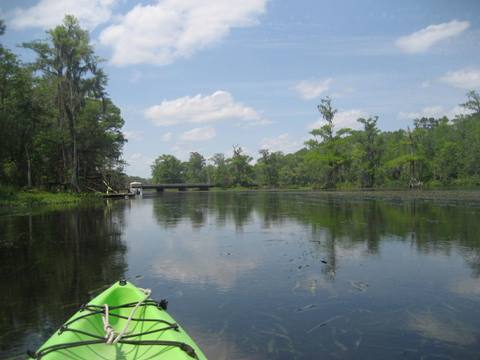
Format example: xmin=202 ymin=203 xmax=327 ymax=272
xmin=30 ymin=281 xmax=207 ymax=360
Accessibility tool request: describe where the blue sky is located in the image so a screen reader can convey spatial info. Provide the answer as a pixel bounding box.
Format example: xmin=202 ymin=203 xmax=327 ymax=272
xmin=1 ymin=0 xmax=479 ymax=177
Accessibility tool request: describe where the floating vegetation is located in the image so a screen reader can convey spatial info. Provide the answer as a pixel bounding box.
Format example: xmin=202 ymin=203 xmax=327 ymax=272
xmin=307 ymin=315 xmax=345 ymax=334
xmin=296 ymin=303 xmax=317 ymax=313
xmin=348 ymin=280 xmax=369 ymax=292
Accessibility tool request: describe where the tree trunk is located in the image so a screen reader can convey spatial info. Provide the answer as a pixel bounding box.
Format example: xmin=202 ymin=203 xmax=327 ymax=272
xmin=66 ymin=105 xmax=80 ymax=192
xmin=70 ymin=126 xmax=80 ymax=192
xmin=25 ymin=144 xmax=32 ymax=188
xmin=65 ymin=78 xmax=80 ymax=192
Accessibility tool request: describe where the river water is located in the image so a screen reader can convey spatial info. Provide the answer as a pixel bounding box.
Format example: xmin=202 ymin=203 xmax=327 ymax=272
xmin=1 ymin=191 xmax=480 ymax=359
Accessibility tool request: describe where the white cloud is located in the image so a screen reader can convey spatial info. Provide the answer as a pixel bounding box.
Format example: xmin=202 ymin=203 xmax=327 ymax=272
xmin=162 ymin=132 xmax=173 ymax=142
xmin=144 ymin=90 xmax=266 ymax=126
xmin=260 ymin=133 xmax=304 ymax=153
xmin=10 ymin=0 xmax=116 ymax=30
xmin=125 ymin=152 xmax=154 ymax=177
xmin=294 ymin=78 xmax=332 ymax=100
xmin=123 ymin=130 xmax=144 ymax=141
xmin=420 ymin=81 xmax=430 ymax=88
xmin=152 ymin=231 xmax=259 ymax=289
xmin=99 ymin=0 xmax=268 ymax=66
xmin=180 ymin=126 xmax=216 ymax=142
xmin=129 ymin=153 xmax=144 ymax=161
xmin=398 ymin=105 xmax=472 ymax=120
xmin=440 ymin=68 xmax=480 ymax=89
xmin=308 ymin=109 xmax=368 ymax=130
xmin=398 ymin=106 xmax=444 ymax=120
xmin=395 ymin=20 xmax=470 ymax=54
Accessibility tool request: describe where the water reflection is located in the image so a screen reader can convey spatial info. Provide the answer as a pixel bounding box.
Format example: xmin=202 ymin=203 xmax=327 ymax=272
xmin=408 ymin=311 xmax=477 ymax=345
xmin=0 ymin=205 xmax=127 ymax=358
xmin=150 ymin=192 xmax=480 ymax=280
xmin=151 ymin=231 xmax=259 ymax=289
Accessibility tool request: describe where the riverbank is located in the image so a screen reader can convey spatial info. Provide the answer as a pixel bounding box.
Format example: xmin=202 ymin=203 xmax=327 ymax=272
xmin=0 ymin=187 xmax=102 ymax=209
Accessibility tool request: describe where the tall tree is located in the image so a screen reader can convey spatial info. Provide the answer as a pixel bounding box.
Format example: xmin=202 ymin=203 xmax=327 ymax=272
xmin=0 ymin=22 xmax=43 ymax=187
xmin=306 ymin=97 xmax=345 ymax=188
xmin=210 ymin=153 xmax=230 ymax=187
xmin=151 ymin=155 xmax=184 ymax=184
xmin=310 ymin=96 xmax=336 ymax=142
xmin=23 ymin=15 xmax=107 ymax=191
xmin=228 ymin=146 xmax=253 ymax=186
xmin=357 ymin=117 xmax=380 ymax=188
xmin=257 ymin=149 xmax=283 ymax=187
xmin=185 ymin=152 xmax=206 ymax=183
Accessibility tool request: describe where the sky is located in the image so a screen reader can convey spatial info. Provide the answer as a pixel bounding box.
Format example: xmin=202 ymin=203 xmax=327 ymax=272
xmin=1 ymin=0 xmax=479 ymax=177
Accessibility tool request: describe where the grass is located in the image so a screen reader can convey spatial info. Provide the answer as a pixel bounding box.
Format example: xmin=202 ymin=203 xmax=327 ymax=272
xmin=0 ymin=186 xmax=102 ymax=209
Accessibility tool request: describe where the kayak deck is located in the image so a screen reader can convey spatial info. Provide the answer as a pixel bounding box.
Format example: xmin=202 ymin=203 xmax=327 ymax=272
xmin=29 ymin=281 xmax=207 ymax=359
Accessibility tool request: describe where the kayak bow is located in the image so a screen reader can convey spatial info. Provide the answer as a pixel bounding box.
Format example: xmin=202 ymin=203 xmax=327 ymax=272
xmin=28 ymin=280 xmax=207 ymax=359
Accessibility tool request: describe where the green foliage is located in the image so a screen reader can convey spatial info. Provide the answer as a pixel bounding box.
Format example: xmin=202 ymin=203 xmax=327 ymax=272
xmin=210 ymin=153 xmax=230 ymax=187
xmin=256 ymin=149 xmax=283 ymax=187
xmin=151 ymin=155 xmax=185 ymax=183
xmin=0 ymin=187 xmax=100 ymax=208
xmin=185 ymin=152 xmax=207 ymax=183
xmin=356 ymin=117 xmax=380 ymax=188
xmin=227 ymin=146 xmax=253 ymax=186
xmin=0 ymin=16 xmax=125 ymax=192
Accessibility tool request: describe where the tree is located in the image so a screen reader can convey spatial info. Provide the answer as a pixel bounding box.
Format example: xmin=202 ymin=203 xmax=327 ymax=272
xmin=256 ymin=149 xmax=283 ymax=187
xmin=76 ymin=98 xmax=126 ymax=190
xmin=306 ymin=97 xmax=346 ymax=188
xmin=185 ymin=152 xmax=206 ymax=183
xmin=310 ymin=96 xmax=336 ymax=142
xmin=227 ymin=146 xmax=253 ymax=186
xmin=23 ymin=15 xmax=107 ymax=191
xmin=151 ymin=155 xmax=184 ymax=184
xmin=210 ymin=153 xmax=230 ymax=187
xmin=461 ymin=90 xmax=480 ymax=115
xmin=0 ymin=24 xmax=46 ymax=187
xmin=357 ymin=117 xmax=380 ymax=188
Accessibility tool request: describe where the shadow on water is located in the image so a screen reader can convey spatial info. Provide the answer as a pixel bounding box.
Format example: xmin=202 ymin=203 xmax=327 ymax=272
xmin=0 ymin=204 xmax=127 ymax=358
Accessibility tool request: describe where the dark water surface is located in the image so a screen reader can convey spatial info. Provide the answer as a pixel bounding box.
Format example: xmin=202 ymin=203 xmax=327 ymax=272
xmin=1 ymin=192 xmax=480 ymax=359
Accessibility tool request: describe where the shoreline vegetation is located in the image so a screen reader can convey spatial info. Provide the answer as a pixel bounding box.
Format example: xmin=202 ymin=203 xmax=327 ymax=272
xmin=0 ymin=186 xmax=102 ymax=209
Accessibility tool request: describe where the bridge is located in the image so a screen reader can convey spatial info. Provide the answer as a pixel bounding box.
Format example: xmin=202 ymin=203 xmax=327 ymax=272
xmin=130 ymin=182 xmax=214 ymax=192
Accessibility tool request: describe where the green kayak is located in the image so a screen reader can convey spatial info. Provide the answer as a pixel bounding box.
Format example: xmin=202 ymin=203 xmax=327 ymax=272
xmin=28 ymin=280 xmax=207 ymax=359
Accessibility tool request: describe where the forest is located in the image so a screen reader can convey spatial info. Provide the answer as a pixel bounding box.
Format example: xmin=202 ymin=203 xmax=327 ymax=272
xmin=0 ymin=16 xmax=126 ymax=193
xmin=1 ymin=16 xmax=480 ymax=193
xmin=152 ymin=94 xmax=480 ymax=189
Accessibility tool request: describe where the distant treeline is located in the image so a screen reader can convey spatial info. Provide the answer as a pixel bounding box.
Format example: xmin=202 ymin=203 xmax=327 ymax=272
xmin=151 ymin=94 xmax=480 ymax=189
xmin=0 ymin=16 xmax=126 ymax=193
